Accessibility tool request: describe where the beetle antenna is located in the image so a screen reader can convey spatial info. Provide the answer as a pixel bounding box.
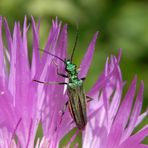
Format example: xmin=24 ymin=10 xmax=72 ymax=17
xmin=39 ymin=48 xmax=65 ymax=63
xmin=70 ymin=24 xmax=78 ymax=62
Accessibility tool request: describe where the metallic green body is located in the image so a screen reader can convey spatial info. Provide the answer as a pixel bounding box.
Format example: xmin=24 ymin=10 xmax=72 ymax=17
xmin=36 ymin=47 xmax=87 ymax=129
xmin=67 ymin=84 xmax=87 ymax=129
xmin=65 ymin=60 xmax=87 ymax=130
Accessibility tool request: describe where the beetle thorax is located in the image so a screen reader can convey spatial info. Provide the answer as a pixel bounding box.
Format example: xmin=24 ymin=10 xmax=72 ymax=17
xmin=65 ymin=60 xmax=77 ymax=75
xmin=68 ymin=79 xmax=82 ymax=88
xmin=65 ymin=60 xmax=82 ymax=88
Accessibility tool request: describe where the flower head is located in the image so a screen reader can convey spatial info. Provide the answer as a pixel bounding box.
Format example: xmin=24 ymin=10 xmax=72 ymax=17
xmin=0 ymin=16 xmax=70 ymax=147
xmin=0 ymin=16 xmax=147 ymax=148
xmin=82 ymin=51 xmax=148 ymax=148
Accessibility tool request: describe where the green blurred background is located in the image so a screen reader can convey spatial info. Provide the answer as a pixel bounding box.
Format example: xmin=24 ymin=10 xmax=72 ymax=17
xmin=0 ymin=0 xmax=147 ymax=147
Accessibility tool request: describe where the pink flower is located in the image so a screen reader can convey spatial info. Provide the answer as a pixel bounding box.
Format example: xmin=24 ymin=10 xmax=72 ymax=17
xmin=0 ymin=16 xmax=147 ymax=148
xmin=0 ymin=16 xmax=70 ymax=147
xmin=82 ymin=50 xmax=148 ymax=148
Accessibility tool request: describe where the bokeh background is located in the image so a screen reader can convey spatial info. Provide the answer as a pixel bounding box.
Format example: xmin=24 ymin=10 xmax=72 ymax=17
xmin=0 ymin=0 xmax=147 ymax=147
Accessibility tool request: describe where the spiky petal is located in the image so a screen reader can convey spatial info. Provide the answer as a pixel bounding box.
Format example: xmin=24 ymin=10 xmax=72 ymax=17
xmin=82 ymin=52 xmax=147 ymax=148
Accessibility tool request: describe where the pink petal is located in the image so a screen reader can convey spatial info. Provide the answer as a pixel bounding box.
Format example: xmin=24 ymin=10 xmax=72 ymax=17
xmin=0 ymin=17 xmax=5 ymax=79
xmin=8 ymin=23 xmax=17 ymax=105
xmin=36 ymin=19 xmax=61 ymax=81
xmin=87 ymin=57 xmax=113 ymax=99
xmin=3 ymin=17 xmax=12 ymax=53
xmin=41 ymin=23 xmax=69 ymax=142
xmin=31 ymin=16 xmax=40 ymax=77
xmin=79 ymin=32 xmax=98 ymax=79
xmin=113 ymin=76 xmax=137 ymax=129
xmin=23 ymin=16 xmax=29 ymax=56
xmin=135 ymin=109 xmax=148 ymax=127
xmin=119 ymin=144 xmax=148 ymax=148
xmin=56 ymin=24 xmax=67 ymax=60
xmin=120 ymin=125 xmax=148 ymax=147
xmin=0 ymin=78 xmax=17 ymax=131
xmin=122 ymin=81 xmax=144 ymax=141
xmin=106 ymin=123 xmax=123 ymax=148
xmin=117 ymin=48 xmax=122 ymax=63
xmin=108 ymin=59 xmax=123 ymax=129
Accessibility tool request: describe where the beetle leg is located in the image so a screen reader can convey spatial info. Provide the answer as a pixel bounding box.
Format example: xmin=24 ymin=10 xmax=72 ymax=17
xmin=77 ymin=68 xmax=81 ymax=73
xmin=69 ymin=120 xmax=75 ymax=125
xmin=54 ymin=101 xmax=69 ymax=131
xmin=81 ymin=77 xmax=86 ymax=81
xmin=33 ymin=79 xmax=68 ymax=85
xmin=86 ymin=95 xmax=93 ymax=102
xmin=52 ymin=59 xmax=68 ymax=78
xmin=59 ymin=101 xmax=69 ymax=124
xmin=57 ymin=73 xmax=68 ymax=78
